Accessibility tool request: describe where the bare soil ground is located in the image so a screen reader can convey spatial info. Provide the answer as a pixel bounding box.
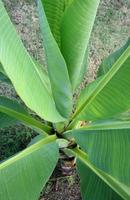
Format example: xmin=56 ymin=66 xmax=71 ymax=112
xmin=1 ymin=0 xmax=130 ymax=199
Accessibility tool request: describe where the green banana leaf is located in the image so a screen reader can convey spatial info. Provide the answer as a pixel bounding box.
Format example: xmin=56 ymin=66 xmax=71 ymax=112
xmin=73 ymin=44 xmax=130 ymax=121
xmin=77 ymin=159 xmax=122 ymax=200
xmin=0 ymin=136 xmax=59 ymax=200
xmin=73 ymin=127 xmax=130 ymax=186
xmin=37 ymin=0 xmax=73 ymax=119
xmin=61 ymin=0 xmax=100 ymax=90
xmin=39 ymin=0 xmax=74 ymax=46
xmin=71 ymin=147 xmax=130 ymax=200
xmin=0 ymin=1 xmax=64 ymax=123
xmin=39 ymin=0 xmax=64 ymax=46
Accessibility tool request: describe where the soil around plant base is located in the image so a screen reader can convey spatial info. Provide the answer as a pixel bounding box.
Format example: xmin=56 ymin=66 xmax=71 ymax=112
xmin=42 ymin=161 xmax=81 ymax=200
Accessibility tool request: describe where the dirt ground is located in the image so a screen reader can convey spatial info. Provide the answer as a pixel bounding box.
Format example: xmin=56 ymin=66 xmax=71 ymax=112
xmin=1 ymin=0 xmax=130 ymax=199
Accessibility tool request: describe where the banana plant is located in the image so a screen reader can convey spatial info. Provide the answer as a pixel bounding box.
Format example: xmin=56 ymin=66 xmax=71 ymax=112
xmin=0 ymin=0 xmax=130 ymax=199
